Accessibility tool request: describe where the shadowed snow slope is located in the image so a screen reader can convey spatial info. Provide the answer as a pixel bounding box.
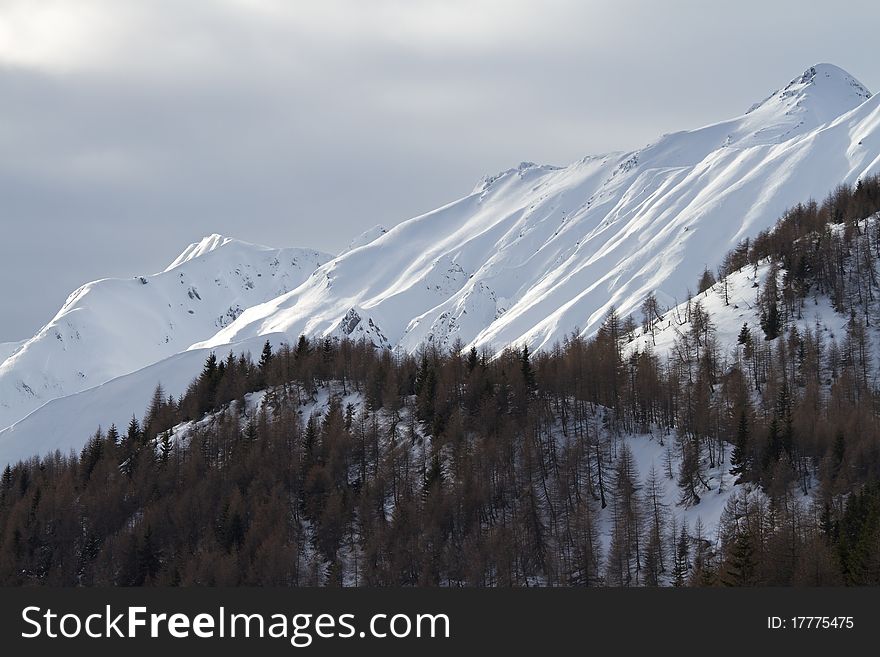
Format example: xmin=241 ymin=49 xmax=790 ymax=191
xmin=195 ymin=64 xmax=880 ymax=355
xmin=0 ymin=236 xmax=330 ymax=432
xmin=0 ymin=334 xmax=280 ymax=466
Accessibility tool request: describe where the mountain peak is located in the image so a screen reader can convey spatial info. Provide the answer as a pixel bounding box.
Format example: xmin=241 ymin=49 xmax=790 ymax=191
xmin=786 ymin=63 xmax=870 ymax=99
xmin=746 ymin=63 xmax=871 ymax=122
xmin=165 ymin=233 xmax=240 ymax=271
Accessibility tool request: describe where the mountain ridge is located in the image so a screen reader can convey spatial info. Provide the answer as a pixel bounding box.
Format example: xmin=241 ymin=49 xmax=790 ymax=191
xmin=196 ymin=63 xmax=880 ymax=355
xmin=0 ymin=237 xmax=331 ymax=432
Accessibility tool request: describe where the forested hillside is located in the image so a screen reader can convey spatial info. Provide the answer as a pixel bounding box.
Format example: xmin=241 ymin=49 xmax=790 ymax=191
xmin=3 ymin=176 xmax=880 ymax=586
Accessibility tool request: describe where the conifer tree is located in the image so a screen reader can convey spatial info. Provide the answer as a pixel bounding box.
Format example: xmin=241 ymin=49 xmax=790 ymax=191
xmin=672 ymin=520 xmax=690 ymax=587
xmin=722 ymin=530 xmax=757 ymax=586
xmin=159 ymin=431 xmax=173 ymax=465
xmin=761 ymin=300 xmax=782 ymax=340
xmin=730 ymin=410 xmax=750 ymax=483
xmin=466 ymin=346 xmax=479 ymax=372
xmin=136 ymin=526 xmax=161 ymax=585
xmin=521 ymin=344 xmax=536 ymax=390
xmin=697 ymin=267 xmax=716 ymax=294
xmin=737 ymin=323 xmax=752 ymax=349
xmin=295 ymin=335 xmax=310 ymax=359
xmin=643 ymin=466 xmax=668 ymax=585
xmin=259 ymin=340 xmax=273 ymax=371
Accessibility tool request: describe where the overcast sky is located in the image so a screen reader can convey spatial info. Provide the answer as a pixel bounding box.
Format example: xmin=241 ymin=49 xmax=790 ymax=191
xmin=1 ymin=0 xmax=878 ymax=342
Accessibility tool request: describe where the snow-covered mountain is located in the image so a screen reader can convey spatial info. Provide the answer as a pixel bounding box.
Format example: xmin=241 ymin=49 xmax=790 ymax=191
xmin=2 ymin=62 xmax=880 ymax=469
xmin=0 ymin=235 xmax=331 ymax=432
xmin=196 ymin=63 xmax=879 ymax=355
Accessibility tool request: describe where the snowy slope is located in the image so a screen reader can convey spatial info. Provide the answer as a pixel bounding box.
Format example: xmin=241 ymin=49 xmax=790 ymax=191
xmin=196 ymin=63 xmax=880 ymax=355
xmin=626 ymin=259 xmax=852 ymax=366
xmin=0 ymin=235 xmax=330 ymax=432
xmin=339 ymin=224 xmax=388 ymax=255
xmin=0 ymin=341 xmax=23 ymax=363
xmin=0 ymin=332 xmax=283 ymax=466
xmin=606 ymin=431 xmax=740 ymax=568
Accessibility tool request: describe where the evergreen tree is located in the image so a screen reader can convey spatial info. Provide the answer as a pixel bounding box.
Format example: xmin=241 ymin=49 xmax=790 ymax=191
xmin=833 ymin=432 xmax=846 ymax=474
xmin=303 ymin=414 xmax=319 ymax=465
xmin=697 ymin=267 xmax=716 ymax=294
xmin=423 ymin=452 xmax=444 ymax=500
xmin=673 ymin=521 xmax=690 ymax=587
xmin=521 ymin=344 xmax=536 ymax=390
xmin=737 ymin=323 xmax=753 ymax=349
xmin=762 ymin=418 xmax=782 ymax=473
xmin=730 ymin=410 xmax=751 ymax=483
xmin=761 ymin=301 xmax=782 ymax=340
xmin=295 ymin=335 xmax=310 ymax=359
xmin=159 ymin=431 xmax=173 ymax=465
xmin=607 ymin=443 xmax=642 ymax=585
xmin=136 ymin=526 xmax=161 ymax=585
xmin=126 ymin=415 xmax=142 ymax=445
xmin=643 ymin=466 xmax=668 ymax=585
xmin=677 ymin=438 xmax=704 ymax=506
xmin=259 ymin=340 xmax=273 ymax=371
xmin=0 ymin=465 xmax=12 ymax=507
xmin=466 ymin=346 xmax=479 ymax=373
xmin=838 ymin=483 xmax=880 ymax=584
xmin=722 ymin=530 xmax=757 ymax=586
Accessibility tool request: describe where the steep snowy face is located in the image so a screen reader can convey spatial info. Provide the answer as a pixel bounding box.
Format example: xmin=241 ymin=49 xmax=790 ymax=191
xmin=197 ymin=63 xmax=879 ymax=356
xmin=164 ymin=233 xmax=238 ymax=270
xmin=744 ymin=63 xmax=871 ymax=133
xmin=0 ymin=237 xmax=331 ymax=432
